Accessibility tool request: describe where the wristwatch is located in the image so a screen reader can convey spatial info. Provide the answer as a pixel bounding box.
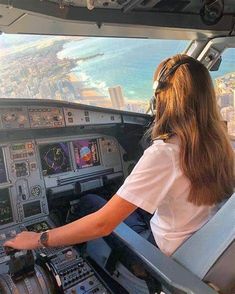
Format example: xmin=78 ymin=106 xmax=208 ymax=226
xmin=38 ymin=230 xmax=49 ymax=248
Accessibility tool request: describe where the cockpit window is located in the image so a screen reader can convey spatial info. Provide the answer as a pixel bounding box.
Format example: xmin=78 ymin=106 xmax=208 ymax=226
xmin=211 ymin=48 xmax=235 ymax=138
xmin=0 ymin=34 xmax=188 ymax=113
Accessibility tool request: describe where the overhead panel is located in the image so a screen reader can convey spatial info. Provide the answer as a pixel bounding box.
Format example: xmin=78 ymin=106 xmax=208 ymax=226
xmin=0 ymin=6 xmax=25 ymax=27
xmin=0 ymin=0 xmax=234 ymax=38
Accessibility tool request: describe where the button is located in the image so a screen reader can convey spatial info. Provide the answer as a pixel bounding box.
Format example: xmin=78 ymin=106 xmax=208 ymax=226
xmin=10 ymin=230 xmax=17 ymax=237
xmin=0 ymin=234 xmax=6 ymax=240
xmin=65 ymin=250 xmax=74 ymax=260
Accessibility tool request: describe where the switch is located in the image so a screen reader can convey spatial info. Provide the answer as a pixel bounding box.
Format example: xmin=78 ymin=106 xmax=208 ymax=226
xmin=0 ymin=234 xmax=6 ymax=240
xmin=10 ymin=230 xmax=17 ymax=237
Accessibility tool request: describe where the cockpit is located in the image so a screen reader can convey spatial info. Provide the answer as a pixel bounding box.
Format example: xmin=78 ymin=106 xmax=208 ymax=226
xmin=0 ymin=1 xmax=234 ymax=294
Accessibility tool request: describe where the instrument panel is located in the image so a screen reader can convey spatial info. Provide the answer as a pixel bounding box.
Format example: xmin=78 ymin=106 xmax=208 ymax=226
xmin=0 ymin=133 xmax=121 ymax=294
xmin=0 ymin=141 xmax=48 ymax=226
xmin=0 ymin=107 xmax=30 ymax=129
xmin=0 ymin=106 xmax=122 ymax=130
xmin=0 ymin=133 xmax=123 ymax=229
xmin=0 ymin=100 xmax=147 ymax=230
xmin=38 ymin=135 xmax=123 ymax=193
xmin=28 ymin=107 xmax=65 ymax=128
xmin=0 ymin=100 xmax=150 ymax=294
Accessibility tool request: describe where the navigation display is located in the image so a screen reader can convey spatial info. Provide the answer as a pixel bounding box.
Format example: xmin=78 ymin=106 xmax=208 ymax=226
xmin=73 ymin=139 xmax=100 ymax=168
xmin=39 ymin=142 xmax=71 ymax=176
xmin=23 ymin=201 xmax=41 ymax=218
xmin=0 ymin=189 xmax=13 ymax=225
xmin=0 ymin=148 xmax=7 ymax=184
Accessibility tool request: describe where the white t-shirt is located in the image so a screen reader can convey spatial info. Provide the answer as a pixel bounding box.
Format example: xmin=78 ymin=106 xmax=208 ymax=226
xmin=117 ymin=137 xmax=217 ymax=256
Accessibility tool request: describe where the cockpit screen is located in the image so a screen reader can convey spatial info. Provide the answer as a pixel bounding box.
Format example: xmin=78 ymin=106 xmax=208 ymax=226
xmin=73 ymin=139 xmax=100 ymax=168
xmin=23 ymin=201 xmax=41 ymax=218
xmin=39 ymin=142 xmax=71 ymax=176
xmin=0 ymin=189 xmax=13 ymax=225
xmin=0 ymin=148 xmax=7 ymax=184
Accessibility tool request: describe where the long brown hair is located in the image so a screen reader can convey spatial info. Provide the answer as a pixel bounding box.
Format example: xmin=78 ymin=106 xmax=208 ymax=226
xmin=152 ymin=54 xmax=234 ymax=206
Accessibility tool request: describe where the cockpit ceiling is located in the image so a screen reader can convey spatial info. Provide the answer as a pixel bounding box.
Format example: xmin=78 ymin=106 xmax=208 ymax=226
xmin=47 ymin=0 xmax=235 ymax=14
xmin=0 ymin=0 xmax=234 ymax=39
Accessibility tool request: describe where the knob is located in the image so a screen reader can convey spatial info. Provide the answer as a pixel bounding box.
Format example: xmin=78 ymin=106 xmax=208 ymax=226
xmin=3 ymin=113 xmax=16 ymax=122
xmin=53 ymin=115 xmax=62 ymax=121
xmin=65 ymin=250 xmax=74 ymax=260
xmin=17 ymin=115 xmax=26 ymax=124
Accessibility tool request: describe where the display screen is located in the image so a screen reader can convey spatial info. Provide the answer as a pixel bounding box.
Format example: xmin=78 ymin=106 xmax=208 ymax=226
xmin=11 ymin=143 xmax=26 ymax=151
xmin=73 ymin=139 xmax=100 ymax=168
xmin=27 ymin=221 xmax=50 ymax=233
xmin=23 ymin=201 xmax=41 ymax=218
xmin=39 ymin=142 xmax=71 ymax=176
xmin=0 ymin=189 xmax=13 ymax=225
xmin=0 ymin=148 xmax=7 ymax=184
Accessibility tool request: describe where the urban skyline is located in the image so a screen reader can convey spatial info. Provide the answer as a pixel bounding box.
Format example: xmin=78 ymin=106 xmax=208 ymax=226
xmin=0 ymin=35 xmax=234 ymax=134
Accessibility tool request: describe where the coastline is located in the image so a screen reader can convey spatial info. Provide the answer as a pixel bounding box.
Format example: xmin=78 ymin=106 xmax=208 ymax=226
xmin=0 ymin=35 xmax=234 ymax=116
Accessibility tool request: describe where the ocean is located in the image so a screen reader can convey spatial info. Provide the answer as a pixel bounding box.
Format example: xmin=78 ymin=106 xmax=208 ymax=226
xmin=57 ymin=37 xmax=235 ymax=102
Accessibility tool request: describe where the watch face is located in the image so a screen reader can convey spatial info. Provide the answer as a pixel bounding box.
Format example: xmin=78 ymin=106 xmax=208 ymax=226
xmin=40 ymin=231 xmax=49 ymax=246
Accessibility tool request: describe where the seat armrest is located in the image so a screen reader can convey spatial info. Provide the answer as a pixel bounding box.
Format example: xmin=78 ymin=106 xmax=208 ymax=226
xmin=112 ymin=222 xmax=216 ymax=294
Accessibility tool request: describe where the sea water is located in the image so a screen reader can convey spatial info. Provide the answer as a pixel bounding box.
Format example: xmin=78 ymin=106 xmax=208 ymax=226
xmin=58 ymin=37 xmax=235 ymax=101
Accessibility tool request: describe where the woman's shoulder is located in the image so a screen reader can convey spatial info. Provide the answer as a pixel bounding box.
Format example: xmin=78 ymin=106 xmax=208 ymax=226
xmin=148 ymin=136 xmax=180 ymax=154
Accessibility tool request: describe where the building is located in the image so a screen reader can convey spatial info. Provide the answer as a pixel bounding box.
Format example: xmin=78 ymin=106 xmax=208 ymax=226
xmin=108 ymin=86 xmax=125 ymax=110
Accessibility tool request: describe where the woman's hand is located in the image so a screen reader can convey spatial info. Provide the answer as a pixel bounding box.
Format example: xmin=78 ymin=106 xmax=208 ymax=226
xmin=3 ymin=231 xmax=40 ymax=250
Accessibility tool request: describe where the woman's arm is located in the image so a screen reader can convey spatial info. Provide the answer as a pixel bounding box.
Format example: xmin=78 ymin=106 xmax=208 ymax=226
xmin=4 ymin=195 xmax=137 ymax=250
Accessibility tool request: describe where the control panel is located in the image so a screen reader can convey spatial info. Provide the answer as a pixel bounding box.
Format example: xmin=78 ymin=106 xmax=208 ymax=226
xmin=28 ymin=107 xmax=65 ymax=128
xmin=0 ymin=218 xmax=111 ymax=294
xmin=64 ymin=108 xmax=122 ymax=126
xmin=0 ymin=223 xmax=21 ymax=269
xmin=0 ymin=99 xmax=148 ymax=294
xmin=0 ymin=107 xmax=30 ymax=129
xmin=0 ymin=104 xmax=127 ymax=130
xmin=99 ymin=137 xmax=121 ymax=169
xmin=38 ymin=135 xmax=123 ymax=194
xmin=0 ymin=134 xmax=123 ymax=224
xmin=39 ymin=247 xmax=110 ymax=294
xmin=3 ymin=141 xmax=48 ymax=223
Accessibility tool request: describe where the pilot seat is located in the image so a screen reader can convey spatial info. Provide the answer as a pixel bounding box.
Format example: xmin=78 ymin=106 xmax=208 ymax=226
xmin=76 ymin=193 xmax=235 ymax=294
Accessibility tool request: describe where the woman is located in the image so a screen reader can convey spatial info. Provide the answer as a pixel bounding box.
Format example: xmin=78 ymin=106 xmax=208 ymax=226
xmin=4 ymin=54 xmax=234 ymax=257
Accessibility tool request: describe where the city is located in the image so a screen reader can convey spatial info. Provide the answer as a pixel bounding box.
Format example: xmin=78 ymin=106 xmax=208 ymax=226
xmin=0 ymin=37 xmax=148 ymax=113
xmin=215 ymin=72 xmax=235 ymax=137
xmin=0 ymin=36 xmax=234 ymax=135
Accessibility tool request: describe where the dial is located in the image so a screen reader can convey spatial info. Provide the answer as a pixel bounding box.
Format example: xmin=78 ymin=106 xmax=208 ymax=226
xmin=2 ymin=113 xmax=16 ymax=122
xmin=31 ymin=185 xmax=42 ymax=198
